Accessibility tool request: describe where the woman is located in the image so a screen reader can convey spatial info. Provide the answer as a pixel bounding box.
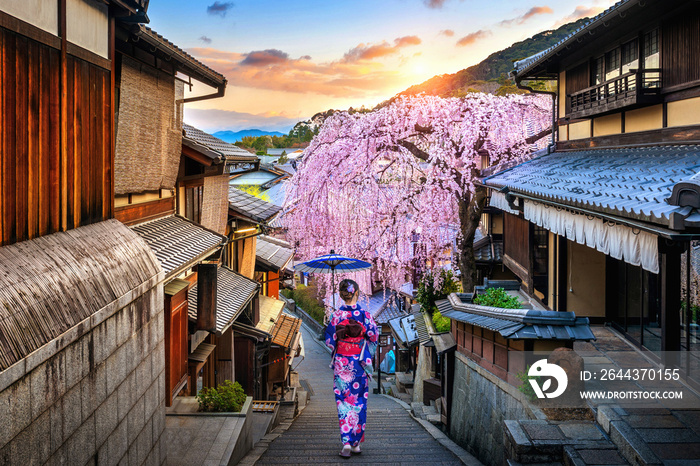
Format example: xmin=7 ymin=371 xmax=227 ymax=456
xmin=324 ymin=279 xmax=379 ymax=458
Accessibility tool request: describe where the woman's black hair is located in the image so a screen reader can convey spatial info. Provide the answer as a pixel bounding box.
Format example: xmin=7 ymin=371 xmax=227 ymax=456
xmin=338 ymin=279 xmax=359 ymax=302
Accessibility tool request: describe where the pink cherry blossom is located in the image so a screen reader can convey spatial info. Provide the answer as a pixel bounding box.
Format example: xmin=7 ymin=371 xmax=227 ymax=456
xmin=285 ymin=94 xmax=550 ymax=313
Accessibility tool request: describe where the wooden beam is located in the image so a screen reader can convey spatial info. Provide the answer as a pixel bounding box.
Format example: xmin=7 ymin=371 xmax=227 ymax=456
xmin=113 ymin=197 xmax=174 ymax=225
xmin=59 ymin=0 xmax=67 ymax=231
xmin=0 ymin=10 xmax=61 ymax=50
xmin=558 ymin=124 xmax=700 ymax=151
xmin=182 ymin=144 xmax=215 ymax=167
xmin=66 ymin=43 xmax=111 ymax=70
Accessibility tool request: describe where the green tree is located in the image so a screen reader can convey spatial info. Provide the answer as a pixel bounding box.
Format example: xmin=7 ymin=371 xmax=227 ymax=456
xmin=415 ymin=269 xmax=461 ymax=316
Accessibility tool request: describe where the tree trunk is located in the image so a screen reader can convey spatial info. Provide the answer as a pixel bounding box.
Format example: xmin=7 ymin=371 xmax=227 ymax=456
xmin=457 ymin=185 xmax=489 ymax=293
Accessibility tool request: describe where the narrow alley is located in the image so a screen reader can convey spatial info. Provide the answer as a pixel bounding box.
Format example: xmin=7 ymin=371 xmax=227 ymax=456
xmin=246 ymin=321 xmax=479 ymax=465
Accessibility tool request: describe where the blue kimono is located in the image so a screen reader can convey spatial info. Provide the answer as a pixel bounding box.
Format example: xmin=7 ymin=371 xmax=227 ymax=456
xmin=325 ymin=304 xmax=379 ymax=446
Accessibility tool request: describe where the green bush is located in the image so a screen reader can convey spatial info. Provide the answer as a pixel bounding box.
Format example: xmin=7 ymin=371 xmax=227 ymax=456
xmin=432 ymin=310 xmax=451 ymax=332
xmin=282 ymin=284 xmax=326 ymax=325
xmin=473 ymin=287 xmax=522 ymax=309
xmin=196 ymin=380 xmax=247 ymax=412
xmin=516 ymin=365 xmax=542 ymax=401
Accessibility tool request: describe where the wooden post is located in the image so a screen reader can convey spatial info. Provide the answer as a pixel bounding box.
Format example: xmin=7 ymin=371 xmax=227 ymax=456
xmin=197 ymin=263 xmax=217 ymax=332
xmin=660 ymin=239 xmax=682 ymax=354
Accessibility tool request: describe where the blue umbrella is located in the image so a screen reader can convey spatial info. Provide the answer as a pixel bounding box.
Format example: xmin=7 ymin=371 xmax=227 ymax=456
xmin=295 ymin=250 xmax=372 ymax=313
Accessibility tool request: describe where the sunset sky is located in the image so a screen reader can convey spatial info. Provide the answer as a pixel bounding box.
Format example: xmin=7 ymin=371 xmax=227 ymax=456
xmin=146 ymin=0 xmax=618 ymax=133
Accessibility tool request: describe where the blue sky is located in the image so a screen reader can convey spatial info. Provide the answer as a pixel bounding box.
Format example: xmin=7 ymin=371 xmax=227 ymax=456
xmin=146 ymin=0 xmax=616 ymax=133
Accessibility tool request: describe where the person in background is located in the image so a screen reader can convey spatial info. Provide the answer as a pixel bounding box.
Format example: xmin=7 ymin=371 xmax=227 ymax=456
xmin=324 ymin=279 xmax=379 ymax=458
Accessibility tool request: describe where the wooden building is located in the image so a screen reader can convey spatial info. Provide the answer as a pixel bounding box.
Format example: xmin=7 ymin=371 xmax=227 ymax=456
xmin=0 ymin=1 xmax=168 ymax=463
xmin=255 ymin=235 xmax=294 ymax=299
xmin=485 ymin=0 xmax=700 ymax=383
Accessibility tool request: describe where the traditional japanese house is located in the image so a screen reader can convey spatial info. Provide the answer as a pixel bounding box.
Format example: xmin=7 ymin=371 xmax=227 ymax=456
xmin=226 ymin=187 xmax=282 ymax=278
xmin=485 ymin=0 xmax=700 ymax=383
xmin=255 ymin=235 xmax=294 ymax=299
xmin=107 ymin=19 xmax=257 ymax=409
xmin=0 ymin=1 xmax=170 ymax=463
xmin=225 ymin=188 xmax=302 ymax=399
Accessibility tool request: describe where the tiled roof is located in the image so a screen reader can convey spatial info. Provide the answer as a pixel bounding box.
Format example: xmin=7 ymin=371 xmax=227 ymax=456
xmin=131 ymin=216 xmax=225 ymax=280
xmin=512 ymin=0 xmax=636 ymax=77
xmin=256 ymin=235 xmax=293 ymax=271
xmin=437 ymin=293 xmax=595 ymax=341
xmin=0 ymin=220 xmax=161 ymax=371
xmin=412 ymin=305 xmax=432 ymax=345
xmin=474 ymin=237 xmax=503 ymax=263
xmin=261 ymin=182 xmax=287 ymax=207
xmin=256 ymin=294 xmax=285 ymax=334
xmin=270 ymin=313 xmax=301 ymax=348
xmin=183 ymin=124 xmax=259 ymax=161
xmin=484 ymin=146 xmax=700 ymax=228
xmin=134 ymin=26 xmax=226 ymax=87
xmin=372 ymin=293 xmax=407 ymax=324
xmin=188 ymin=266 xmax=259 ymax=335
xmin=229 ymin=187 xmax=282 ymax=223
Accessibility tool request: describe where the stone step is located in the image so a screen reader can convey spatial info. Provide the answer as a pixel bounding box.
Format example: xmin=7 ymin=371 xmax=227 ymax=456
xmin=597 ymin=406 xmax=662 ymax=466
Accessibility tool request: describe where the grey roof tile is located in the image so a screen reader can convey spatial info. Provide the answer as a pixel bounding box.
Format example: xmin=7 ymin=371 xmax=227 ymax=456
xmin=256 ymin=235 xmax=293 ymax=270
xmin=131 ymin=216 xmax=226 ymax=279
xmin=484 ymin=146 xmax=700 ymax=227
xmin=437 ymin=294 xmax=595 ymax=341
xmin=228 ymin=187 xmax=282 ymax=223
xmin=188 ymin=266 xmax=259 ymax=335
xmin=183 ymin=124 xmax=258 ymax=161
xmin=412 ymin=305 xmax=432 ymax=345
xmin=513 ymin=0 xmax=635 ymax=76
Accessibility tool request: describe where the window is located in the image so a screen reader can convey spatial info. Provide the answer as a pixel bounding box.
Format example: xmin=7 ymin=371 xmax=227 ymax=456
xmin=621 ymin=41 xmax=639 ymax=75
xmin=592 ymin=56 xmax=604 ymax=85
xmin=644 ymin=29 xmax=659 ymax=69
xmin=605 ymin=48 xmax=621 ymax=82
xmin=643 ymin=29 xmax=661 ymax=88
xmin=185 ymin=185 xmax=203 ymax=223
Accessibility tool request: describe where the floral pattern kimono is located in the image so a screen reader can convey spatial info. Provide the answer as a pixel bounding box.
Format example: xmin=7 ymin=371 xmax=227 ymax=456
xmin=325 ymin=304 xmax=379 ymax=447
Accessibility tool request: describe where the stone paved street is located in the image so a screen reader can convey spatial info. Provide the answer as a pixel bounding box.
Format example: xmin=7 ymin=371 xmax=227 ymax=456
xmin=252 ymin=321 xmax=476 ymax=465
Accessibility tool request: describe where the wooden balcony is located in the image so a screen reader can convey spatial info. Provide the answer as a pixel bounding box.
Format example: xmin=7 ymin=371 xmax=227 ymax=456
xmin=568 ymin=69 xmax=662 ymax=119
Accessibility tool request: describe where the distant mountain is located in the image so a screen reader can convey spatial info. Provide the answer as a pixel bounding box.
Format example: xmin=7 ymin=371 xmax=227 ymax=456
xmin=396 ymin=17 xmax=589 ymax=99
xmin=213 ymin=129 xmax=286 ymax=143
xmin=290 ymin=18 xmax=589 ymax=133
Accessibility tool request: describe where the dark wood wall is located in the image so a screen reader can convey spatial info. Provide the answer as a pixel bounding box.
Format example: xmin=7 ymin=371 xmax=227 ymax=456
xmin=0 ymin=27 xmax=112 ymax=246
xmin=565 ymin=62 xmax=590 ymax=114
xmin=662 ymin=10 xmax=700 ymax=88
xmin=503 ymin=213 xmax=530 ymax=273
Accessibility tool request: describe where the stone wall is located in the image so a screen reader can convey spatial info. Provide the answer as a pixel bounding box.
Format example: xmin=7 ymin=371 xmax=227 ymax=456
xmin=0 ymin=282 xmax=165 ymax=465
xmin=449 ymin=351 xmax=540 ymax=466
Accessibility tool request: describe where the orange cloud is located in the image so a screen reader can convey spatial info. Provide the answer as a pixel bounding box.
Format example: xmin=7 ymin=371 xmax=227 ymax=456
xmin=343 ymin=36 xmax=422 ymax=62
xmin=554 ymin=5 xmax=604 ymax=26
xmin=439 ymin=29 xmax=455 ymax=37
xmin=187 ymin=45 xmax=410 ymax=98
xmin=456 ymin=30 xmax=491 ymax=47
xmin=500 ymin=6 xmax=554 ymax=26
xmin=424 ymin=0 xmax=447 ymax=8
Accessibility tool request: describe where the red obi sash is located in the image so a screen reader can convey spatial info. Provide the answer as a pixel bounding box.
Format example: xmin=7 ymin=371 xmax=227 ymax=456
xmin=337 ymin=336 xmax=364 ymax=356
xmin=336 ymin=318 xmax=366 ymax=356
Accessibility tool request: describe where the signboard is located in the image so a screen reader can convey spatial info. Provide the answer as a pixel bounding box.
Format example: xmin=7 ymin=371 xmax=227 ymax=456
xmin=400 ymin=314 xmax=419 ymax=345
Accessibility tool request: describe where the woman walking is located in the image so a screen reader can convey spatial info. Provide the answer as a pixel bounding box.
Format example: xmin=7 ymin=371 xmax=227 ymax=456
xmin=324 ymin=279 xmax=379 ymax=458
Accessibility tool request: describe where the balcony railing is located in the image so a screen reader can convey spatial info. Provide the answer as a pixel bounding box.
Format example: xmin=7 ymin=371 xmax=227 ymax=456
xmin=568 ymin=69 xmax=662 ymax=119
